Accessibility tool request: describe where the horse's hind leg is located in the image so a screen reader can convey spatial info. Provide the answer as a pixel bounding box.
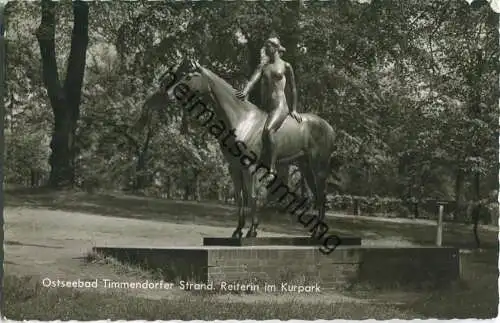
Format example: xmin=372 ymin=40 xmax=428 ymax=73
xmin=245 ymin=173 xmax=258 ymax=238
xmin=310 ymin=157 xmax=329 ymax=239
xmin=298 ymin=158 xmax=316 ymax=204
xmin=315 ymin=169 xmax=327 ymax=220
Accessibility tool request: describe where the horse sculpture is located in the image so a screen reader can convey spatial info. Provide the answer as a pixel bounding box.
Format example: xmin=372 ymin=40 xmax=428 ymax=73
xmin=161 ymin=58 xmax=338 ymax=239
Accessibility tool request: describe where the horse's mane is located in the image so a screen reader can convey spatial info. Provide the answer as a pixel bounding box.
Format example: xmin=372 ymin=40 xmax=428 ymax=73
xmin=199 ymin=66 xmax=257 ymax=113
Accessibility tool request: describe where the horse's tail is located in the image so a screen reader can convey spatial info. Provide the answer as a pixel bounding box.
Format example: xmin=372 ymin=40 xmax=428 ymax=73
xmin=324 ymin=121 xmax=344 ymax=191
xmin=324 ymin=120 xmax=339 ymax=169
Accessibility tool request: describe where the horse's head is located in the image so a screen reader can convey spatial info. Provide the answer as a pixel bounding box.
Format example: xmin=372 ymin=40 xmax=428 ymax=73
xmin=158 ymin=58 xmax=207 ymax=101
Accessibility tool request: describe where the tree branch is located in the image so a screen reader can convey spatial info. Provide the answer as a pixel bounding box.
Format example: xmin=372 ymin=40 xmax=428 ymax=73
xmin=63 ymin=0 xmax=89 ymax=118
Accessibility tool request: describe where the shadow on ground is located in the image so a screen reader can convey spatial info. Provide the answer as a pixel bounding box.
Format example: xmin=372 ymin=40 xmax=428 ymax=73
xmin=5 ymin=187 xmax=499 ymax=249
xmin=5 ymin=240 xmax=64 ymax=249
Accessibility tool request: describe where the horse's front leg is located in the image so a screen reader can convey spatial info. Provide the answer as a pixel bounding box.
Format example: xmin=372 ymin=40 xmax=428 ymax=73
xmin=230 ymin=169 xmax=245 ymax=239
xmin=245 ymin=173 xmax=258 ymax=238
xmin=232 ymin=188 xmax=245 ymax=239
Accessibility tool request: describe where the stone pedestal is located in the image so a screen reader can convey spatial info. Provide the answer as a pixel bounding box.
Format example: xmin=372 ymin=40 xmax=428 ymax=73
xmin=92 ymin=244 xmax=461 ymax=291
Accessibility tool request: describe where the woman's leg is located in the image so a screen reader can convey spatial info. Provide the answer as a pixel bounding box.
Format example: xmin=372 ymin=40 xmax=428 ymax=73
xmin=263 ymin=104 xmax=288 ymax=173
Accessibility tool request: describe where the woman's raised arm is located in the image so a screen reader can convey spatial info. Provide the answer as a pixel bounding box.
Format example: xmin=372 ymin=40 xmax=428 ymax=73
xmin=236 ymin=63 xmax=264 ymax=100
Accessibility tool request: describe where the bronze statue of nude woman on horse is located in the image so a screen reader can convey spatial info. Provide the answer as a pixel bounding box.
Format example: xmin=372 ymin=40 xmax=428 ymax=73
xmin=160 ymin=34 xmax=338 ymax=242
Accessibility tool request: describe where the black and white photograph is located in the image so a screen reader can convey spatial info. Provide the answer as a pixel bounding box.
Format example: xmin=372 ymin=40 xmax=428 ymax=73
xmin=0 ymin=0 xmax=499 ymax=320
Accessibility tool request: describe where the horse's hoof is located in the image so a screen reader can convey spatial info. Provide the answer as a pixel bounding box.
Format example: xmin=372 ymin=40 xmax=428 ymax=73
xmin=232 ymin=230 xmax=243 ymax=239
xmin=246 ymin=230 xmax=257 ymax=238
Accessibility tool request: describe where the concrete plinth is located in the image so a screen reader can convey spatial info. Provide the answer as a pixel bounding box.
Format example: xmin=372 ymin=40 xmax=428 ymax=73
xmin=92 ymin=245 xmax=460 ymax=290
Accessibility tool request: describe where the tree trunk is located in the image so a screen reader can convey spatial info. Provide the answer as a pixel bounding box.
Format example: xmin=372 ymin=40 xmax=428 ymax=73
xmin=166 ymin=177 xmax=172 ymax=199
xmin=367 ymin=166 xmax=373 ymax=196
xmin=194 ymin=171 xmax=201 ymax=201
xmin=134 ymin=125 xmax=153 ymax=191
xmin=134 ymin=153 xmax=146 ymax=191
xmin=30 ymin=168 xmax=40 ymax=187
xmin=468 ymin=49 xmax=485 ymax=248
xmin=36 ymin=0 xmax=89 ymax=189
xmin=180 ymin=110 xmax=189 ymax=134
xmin=454 ymin=168 xmax=464 ymax=221
xmin=183 ymin=168 xmax=190 ymax=200
xmin=413 ymin=200 xmax=419 ymax=219
xmin=183 ymin=183 xmax=190 ymax=200
xmin=472 ymin=172 xmax=481 ymax=247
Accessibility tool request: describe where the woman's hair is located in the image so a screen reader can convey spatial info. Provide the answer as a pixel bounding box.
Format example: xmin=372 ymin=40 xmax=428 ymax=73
xmin=260 ymin=46 xmax=269 ymax=65
xmin=260 ymin=45 xmax=284 ymax=65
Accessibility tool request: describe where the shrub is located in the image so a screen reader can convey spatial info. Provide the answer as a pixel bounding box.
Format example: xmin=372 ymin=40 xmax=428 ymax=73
xmin=326 ymin=194 xmax=404 ymax=216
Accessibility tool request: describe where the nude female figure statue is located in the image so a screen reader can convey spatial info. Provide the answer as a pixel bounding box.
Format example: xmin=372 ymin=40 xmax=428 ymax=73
xmin=236 ymin=37 xmax=302 ymax=174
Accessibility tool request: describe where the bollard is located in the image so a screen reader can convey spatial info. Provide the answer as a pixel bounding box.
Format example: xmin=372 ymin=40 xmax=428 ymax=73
xmin=436 ymin=202 xmax=446 ymax=247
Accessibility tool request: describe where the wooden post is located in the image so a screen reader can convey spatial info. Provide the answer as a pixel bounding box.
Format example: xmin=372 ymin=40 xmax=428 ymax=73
xmin=436 ymin=201 xmax=447 ymax=247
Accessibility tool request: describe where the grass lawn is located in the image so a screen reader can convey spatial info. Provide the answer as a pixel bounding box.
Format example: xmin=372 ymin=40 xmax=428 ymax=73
xmin=4 ymin=275 xmax=413 ymax=320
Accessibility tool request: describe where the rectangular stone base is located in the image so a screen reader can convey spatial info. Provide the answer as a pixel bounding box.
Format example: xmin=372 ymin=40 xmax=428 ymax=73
xmin=203 ymin=236 xmax=361 ymax=247
xmin=92 ymin=246 xmax=460 ymax=290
